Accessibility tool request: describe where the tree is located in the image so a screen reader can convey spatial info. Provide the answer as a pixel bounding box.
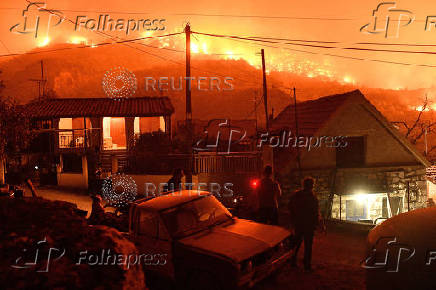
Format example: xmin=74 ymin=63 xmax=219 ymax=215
xmin=393 ymin=96 xmax=436 ymax=160
xmin=0 ymin=71 xmax=34 ymax=183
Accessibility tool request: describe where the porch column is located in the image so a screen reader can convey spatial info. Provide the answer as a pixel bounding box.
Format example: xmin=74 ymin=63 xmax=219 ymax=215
xmin=90 ymin=117 xmax=102 ymax=151
xmin=53 ymin=118 xmax=60 ymax=152
xmin=0 ymin=157 xmax=5 ymax=184
xmin=82 ymin=155 xmax=88 ymax=189
xmin=125 ymin=117 xmax=135 ymax=151
xmin=164 ymin=115 xmax=172 ymax=138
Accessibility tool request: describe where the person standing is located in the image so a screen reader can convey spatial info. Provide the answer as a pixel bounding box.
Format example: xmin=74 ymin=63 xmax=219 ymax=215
xmin=88 ymin=195 xmax=106 ymax=225
xmin=257 ymin=165 xmax=282 ymax=225
xmin=288 ymin=177 xmax=320 ymax=271
xmin=163 ymin=168 xmax=184 ymax=193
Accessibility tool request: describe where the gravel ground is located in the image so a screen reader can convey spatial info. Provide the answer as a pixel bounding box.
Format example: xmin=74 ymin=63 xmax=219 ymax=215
xmin=254 ymin=226 xmax=367 ymax=290
xmin=27 ymin=186 xmax=93 ymax=217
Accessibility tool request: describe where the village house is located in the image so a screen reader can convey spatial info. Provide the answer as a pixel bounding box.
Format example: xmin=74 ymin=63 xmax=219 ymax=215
xmin=271 ymin=90 xmax=434 ymax=224
xmin=18 ymin=97 xmax=174 ymax=189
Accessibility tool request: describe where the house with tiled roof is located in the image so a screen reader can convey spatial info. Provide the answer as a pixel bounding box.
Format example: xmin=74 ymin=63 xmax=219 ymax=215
xmin=271 ymin=90 xmax=432 ymax=223
xmin=19 ymin=97 xmax=174 ymax=189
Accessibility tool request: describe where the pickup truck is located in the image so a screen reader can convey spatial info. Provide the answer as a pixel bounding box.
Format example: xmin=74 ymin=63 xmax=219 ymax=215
xmin=128 ymin=190 xmax=292 ymax=290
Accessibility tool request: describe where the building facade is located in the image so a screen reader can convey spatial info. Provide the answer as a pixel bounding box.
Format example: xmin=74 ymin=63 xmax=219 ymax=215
xmin=20 ymin=97 xmax=174 ymax=189
xmin=271 ymin=90 xmax=432 ymax=223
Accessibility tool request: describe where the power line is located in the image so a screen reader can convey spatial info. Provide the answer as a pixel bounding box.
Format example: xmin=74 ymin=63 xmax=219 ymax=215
xmin=23 ymin=0 xmax=184 ymax=64
xmin=0 ymin=32 xmax=182 ymax=58
xmin=250 ymin=36 xmax=436 ymax=48
xmin=192 ymin=31 xmax=436 ymax=68
xmin=192 ymin=31 xmax=436 ymax=56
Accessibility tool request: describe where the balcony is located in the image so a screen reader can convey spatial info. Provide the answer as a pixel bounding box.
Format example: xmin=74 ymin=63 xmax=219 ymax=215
xmin=58 ymin=129 xmax=98 ymax=149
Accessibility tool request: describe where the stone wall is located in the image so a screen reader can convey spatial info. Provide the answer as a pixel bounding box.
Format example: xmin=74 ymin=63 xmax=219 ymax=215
xmin=278 ymin=166 xmax=428 ymax=218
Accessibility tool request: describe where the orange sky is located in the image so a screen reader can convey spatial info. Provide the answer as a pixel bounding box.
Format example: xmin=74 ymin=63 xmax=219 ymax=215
xmin=1 ymin=0 xmax=436 ymax=92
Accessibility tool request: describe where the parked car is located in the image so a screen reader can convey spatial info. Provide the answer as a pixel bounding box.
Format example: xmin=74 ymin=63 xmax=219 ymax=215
xmin=128 ymin=190 xmax=292 ymax=290
xmin=364 ymin=207 xmax=436 ymax=290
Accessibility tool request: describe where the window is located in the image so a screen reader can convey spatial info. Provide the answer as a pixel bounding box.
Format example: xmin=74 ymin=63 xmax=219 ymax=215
xmin=139 ymin=210 xmax=158 ymax=237
xmin=346 ymin=200 xmax=367 ymax=221
xmin=103 ymin=117 xmax=126 ymax=150
xmin=336 ymin=136 xmax=365 ymax=168
xmin=134 ymin=117 xmax=165 ymax=136
xmin=59 ymin=118 xmax=91 ymax=148
xmin=62 ymin=154 xmax=82 ymax=173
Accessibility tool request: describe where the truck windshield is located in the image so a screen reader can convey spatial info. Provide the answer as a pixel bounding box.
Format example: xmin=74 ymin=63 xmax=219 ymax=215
xmin=161 ymin=195 xmax=232 ymax=238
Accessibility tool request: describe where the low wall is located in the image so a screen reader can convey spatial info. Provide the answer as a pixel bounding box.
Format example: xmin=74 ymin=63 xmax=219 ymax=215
xmin=57 ymin=172 xmax=88 ymax=189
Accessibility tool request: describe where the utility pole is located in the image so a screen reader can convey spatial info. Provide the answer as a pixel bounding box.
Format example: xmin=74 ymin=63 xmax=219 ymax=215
xmin=293 ymin=88 xmax=302 ymax=179
xmin=185 ymin=23 xmax=193 ymax=184
xmin=185 ymin=24 xmax=192 ymax=125
xmin=29 ymin=60 xmax=47 ymax=101
xmin=260 ymin=49 xmax=269 ymax=131
xmin=254 ymin=92 xmax=258 ymax=133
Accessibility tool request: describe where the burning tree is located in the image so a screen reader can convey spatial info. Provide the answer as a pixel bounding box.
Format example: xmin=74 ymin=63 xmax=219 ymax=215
xmin=393 ymin=96 xmax=436 ymax=161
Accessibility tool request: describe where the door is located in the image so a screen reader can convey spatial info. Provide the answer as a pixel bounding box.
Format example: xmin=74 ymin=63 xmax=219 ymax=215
xmin=134 ymin=210 xmax=175 ymax=279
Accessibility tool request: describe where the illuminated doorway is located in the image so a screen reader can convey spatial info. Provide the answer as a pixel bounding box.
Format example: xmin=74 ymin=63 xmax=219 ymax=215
xmin=103 ymin=117 xmax=126 ymax=150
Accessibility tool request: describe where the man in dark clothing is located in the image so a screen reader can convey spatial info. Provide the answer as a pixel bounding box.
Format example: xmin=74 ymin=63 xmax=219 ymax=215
xmin=163 ymin=168 xmax=184 ymax=193
xmin=257 ymin=165 xmax=282 ymax=225
xmin=288 ymin=177 xmax=320 ymax=271
xmin=88 ymin=195 xmax=106 ymax=224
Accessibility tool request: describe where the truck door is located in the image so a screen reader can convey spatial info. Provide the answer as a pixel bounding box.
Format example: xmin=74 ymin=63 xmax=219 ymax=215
xmin=135 ymin=209 xmax=174 ymax=279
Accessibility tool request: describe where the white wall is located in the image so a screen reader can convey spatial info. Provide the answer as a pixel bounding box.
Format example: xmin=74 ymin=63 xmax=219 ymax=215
xmin=57 ymin=155 xmax=88 ymax=189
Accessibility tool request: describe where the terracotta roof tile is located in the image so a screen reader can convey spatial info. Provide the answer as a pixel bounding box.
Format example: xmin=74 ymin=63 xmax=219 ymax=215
xmin=271 ymin=90 xmax=363 ymax=135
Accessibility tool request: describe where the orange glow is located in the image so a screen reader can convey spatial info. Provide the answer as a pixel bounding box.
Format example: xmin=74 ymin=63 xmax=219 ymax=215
xmin=36 ymin=37 xmax=50 ymax=47
xmin=191 ymin=43 xmax=199 ymax=53
xmin=69 ymin=36 xmax=87 ymax=45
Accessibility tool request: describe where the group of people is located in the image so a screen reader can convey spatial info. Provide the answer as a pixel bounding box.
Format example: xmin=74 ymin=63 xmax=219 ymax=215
xmin=253 ymin=165 xmax=321 ymax=272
